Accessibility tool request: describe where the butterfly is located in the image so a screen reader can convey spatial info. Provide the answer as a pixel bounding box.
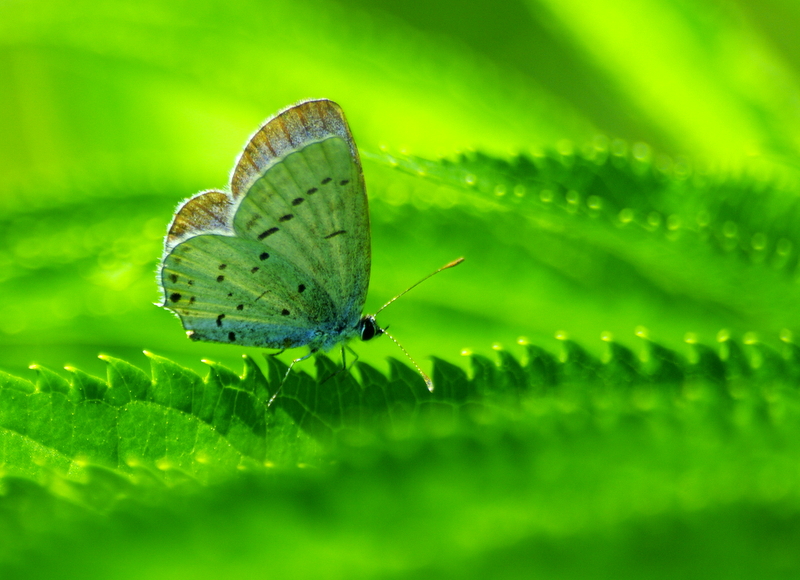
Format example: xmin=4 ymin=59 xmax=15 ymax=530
xmin=158 ymin=99 xmax=462 ymax=395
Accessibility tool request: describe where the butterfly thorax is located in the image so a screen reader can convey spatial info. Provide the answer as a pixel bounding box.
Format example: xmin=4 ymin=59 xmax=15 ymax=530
xmin=308 ymin=314 xmax=382 ymax=353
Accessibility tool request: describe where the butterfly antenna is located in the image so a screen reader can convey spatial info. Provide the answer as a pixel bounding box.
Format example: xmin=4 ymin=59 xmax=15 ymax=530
xmin=375 ymin=257 xmax=464 ymax=315
xmin=373 ymin=257 xmax=464 ymax=392
xmin=382 ymin=328 xmax=434 ymax=392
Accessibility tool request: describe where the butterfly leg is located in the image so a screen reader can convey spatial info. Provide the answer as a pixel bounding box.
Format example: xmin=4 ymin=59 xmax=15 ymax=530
xmin=320 ymin=346 xmax=346 ymax=384
xmin=266 ymin=349 xmax=315 ymax=407
xmin=345 ymin=345 xmax=359 ymax=370
xmin=321 ymin=345 xmax=360 ymax=384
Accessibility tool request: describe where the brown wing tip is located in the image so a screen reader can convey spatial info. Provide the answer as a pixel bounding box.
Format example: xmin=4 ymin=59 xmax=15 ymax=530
xmin=230 ymin=99 xmax=357 ymax=199
xmin=165 ymin=190 xmax=233 ymax=251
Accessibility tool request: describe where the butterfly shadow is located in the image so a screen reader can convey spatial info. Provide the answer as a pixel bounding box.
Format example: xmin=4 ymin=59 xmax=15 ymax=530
xmin=262 ymin=352 xmax=462 ymax=443
xmin=263 ymin=353 xmax=365 ymax=444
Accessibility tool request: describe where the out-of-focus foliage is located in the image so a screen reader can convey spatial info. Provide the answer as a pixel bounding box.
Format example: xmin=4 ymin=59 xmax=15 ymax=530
xmin=3 ymin=336 xmax=800 ymax=578
xmin=2 ymin=0 xmax=800 ymax=577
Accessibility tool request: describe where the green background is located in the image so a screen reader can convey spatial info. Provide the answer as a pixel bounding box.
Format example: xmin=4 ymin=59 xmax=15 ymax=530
xmin=3 ymin=0 xmax=800 ymax=577
xmin=6 ymin=0 xmax=800 ymax=380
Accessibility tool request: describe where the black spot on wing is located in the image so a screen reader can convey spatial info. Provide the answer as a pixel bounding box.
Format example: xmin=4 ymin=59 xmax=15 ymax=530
xmin=219 ymin=264 xmax=227 ymax=270
xmin=217 ymin=275 xmax=225 ymax=282
xmin=169 ymin=274 xmax=178 ymax=283
xmin=324 ymin=230 xmax=347 ymax=239
xmin=258 ymin=227 xmax=279 ymax=240
xmin=216 ymin=314 xmax=225 ymax=327
xmin=292 ymin=197 xmax=305 ymax=206
xmin=251 ymin=267 xmax=259 ymax=273
xmin=321 ymin=177 xmax=332 ymax=184
xmin=259 ymin=252 xmax=270 ymax=260
xmin=281 ymin=309 xmax=290 ymax=316
xmin=279 ymin=214 xmax=293 ymax=222
xmin=339 ymin=179 xmax=349 ymax=185
xmin=306 ymin=187 xmax=318 ymax=195
xmin=228 ymin=332 xmax=236 ymax=342
xmin=236 ymin=304 xmax=243 ymax=310
xmin=189 ymin=296 xmax=196 ymax=304
xmin=169 ymin=293 xmax=182 ymax=303
xmin=298 ymin=284 xmax=306 ymax=293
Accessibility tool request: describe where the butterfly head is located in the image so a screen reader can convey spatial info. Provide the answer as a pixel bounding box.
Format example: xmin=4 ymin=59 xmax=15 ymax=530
xmin=358 ymin=315 xmax=384 ymax=342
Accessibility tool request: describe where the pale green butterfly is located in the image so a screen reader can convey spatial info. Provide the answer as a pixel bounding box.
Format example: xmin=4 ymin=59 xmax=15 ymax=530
xmin=159 ymin=99 xmax=462 ymax=397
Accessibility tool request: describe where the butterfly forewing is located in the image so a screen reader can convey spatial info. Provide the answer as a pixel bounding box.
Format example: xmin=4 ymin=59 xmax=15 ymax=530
xmin=160 ymin=99 xmax=370 ymax=352
xmin=234 ymin=137 xmax=369 ymax=325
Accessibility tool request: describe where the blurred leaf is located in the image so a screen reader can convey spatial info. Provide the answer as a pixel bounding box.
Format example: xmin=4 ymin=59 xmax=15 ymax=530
xmin=1 ymin=336 xmax=800 ymax=576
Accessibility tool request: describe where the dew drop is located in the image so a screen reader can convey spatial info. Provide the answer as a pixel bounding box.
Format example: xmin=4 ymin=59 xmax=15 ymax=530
xmin=743 ymin=332 xmax=758 ymax=345
xmin=632 ymin=142 xmax=651 ymax=161
xmin=565 ymin=190 xmax=580 ymax=206
xmin=618 ymin=208 xmax=634 ymax=224
xmin=667 ymin=215 xmax=681 ymax=230
xmin=556 ymin=139 xmax=574 ymax=156
xmin=611 ymin=139 xmax=627 ymax=157
xmin=593 ymin=134 xmax=609 ymax=153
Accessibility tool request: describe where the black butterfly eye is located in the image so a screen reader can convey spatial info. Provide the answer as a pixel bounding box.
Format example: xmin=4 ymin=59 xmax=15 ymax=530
xmin=359 ymin=316 xmax=383 ymax=341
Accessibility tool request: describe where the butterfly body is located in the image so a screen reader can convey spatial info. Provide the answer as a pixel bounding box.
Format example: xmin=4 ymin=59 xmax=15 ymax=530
xmin=159 ymin=100 xmax=372 ymax=356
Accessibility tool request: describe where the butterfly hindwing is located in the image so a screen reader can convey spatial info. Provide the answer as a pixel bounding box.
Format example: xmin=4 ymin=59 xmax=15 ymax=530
xmin=161 ymin=234 xmax=336 ymax=348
